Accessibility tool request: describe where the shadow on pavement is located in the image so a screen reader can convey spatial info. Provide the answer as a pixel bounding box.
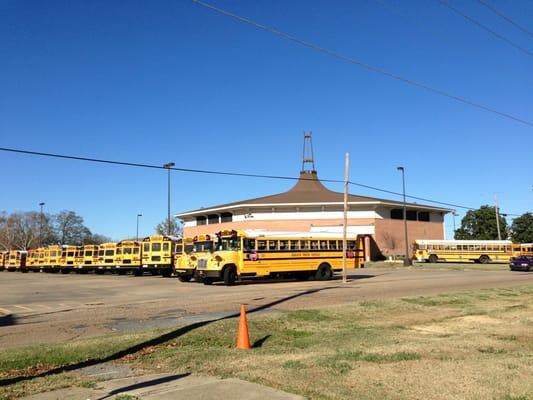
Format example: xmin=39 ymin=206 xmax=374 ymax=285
xmin=0 ymin=286 xmax=338 ymax=387
xmin=0 ymin=314 xmax=16 ymax=327
xmin=96 ymin=372 xmax=190 ymax=400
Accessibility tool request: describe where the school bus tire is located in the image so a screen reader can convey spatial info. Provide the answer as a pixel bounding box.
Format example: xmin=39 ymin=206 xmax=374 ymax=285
xmin=133 ymin=269 xmax=142 ymax=277
xmin=202 ymin=277 xmax=214 ymax=285
xmin=479 ymin=255 xmax=490 ymax=264
xmin=178 ymin=274 xmax=192 ymax=282
xmin=161 ymin=270 xmax=172 ymax=278
xmin=60 ymin=269 xmax=70 ymax=274
xmin=95 ymin=269 xmax=105 ymax=275
xmin=20 ymin=268 xmax=28 ymax=273
xmin=315 ymin=263 xmax=332 ymax=281
xmin=223 ymin=265 xmax=237 ymax=286
xmin=117 ymin=270 xmax=127 ymax=275
xmin=428 ymin=254 xmax=438 ymax=264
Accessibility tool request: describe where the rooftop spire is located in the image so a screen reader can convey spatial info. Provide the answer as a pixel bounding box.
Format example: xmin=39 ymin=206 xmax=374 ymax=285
xmin=301 ymin=131 xmax=316 ymax=174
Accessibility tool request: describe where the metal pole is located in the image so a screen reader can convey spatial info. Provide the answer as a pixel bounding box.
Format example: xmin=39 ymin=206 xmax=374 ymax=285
xmin=167 ymin=168 xmax=171 ymax=235
xmin=39 ymin=202 xmax=45 ymax=248
xmin=136 ymin=214 xmax=142 ymax=241
xmin=342 ymin=153 xmax=349 ymax=284
xmin=163 ymin=162 xmax=175 ymax=236
xmin=397 ymin=167 xmax=411 ymax=266
xmin=452 ymin=211 xmax=457 ymax=234
xmin=494 ymin=194 xmax=501 ymax=240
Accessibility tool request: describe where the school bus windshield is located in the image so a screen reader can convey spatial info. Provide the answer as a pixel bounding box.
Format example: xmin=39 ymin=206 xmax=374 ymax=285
xmin=194 ymin=241 xmax=213 ymax=252
xmin=216 ymin=237 xmax=241 ymax=251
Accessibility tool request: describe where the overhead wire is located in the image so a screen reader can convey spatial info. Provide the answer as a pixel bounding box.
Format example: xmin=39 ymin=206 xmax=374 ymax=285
xmin=438 ymin=0 xmax=533 ymax=58
xmin=0 ymin=146 xmax=523 ymax=216
xmin=476 ymin=0 xmax=533 ymax=39
xmin=191 ymin=0 xmax=533 ymax=128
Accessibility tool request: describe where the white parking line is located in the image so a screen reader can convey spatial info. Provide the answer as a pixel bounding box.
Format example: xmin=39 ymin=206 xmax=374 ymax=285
xmin=13 ymin=305 xmax=34 ymax=312
xmin=35 ymin=304 xmax=53 ymax=310
xmin=0 ymin=306 xmax=12 ymax=314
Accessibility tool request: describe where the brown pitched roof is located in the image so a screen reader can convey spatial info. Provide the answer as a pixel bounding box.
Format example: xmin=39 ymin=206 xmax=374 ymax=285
xmin=177 ymin=171 xmax=450 ymax=216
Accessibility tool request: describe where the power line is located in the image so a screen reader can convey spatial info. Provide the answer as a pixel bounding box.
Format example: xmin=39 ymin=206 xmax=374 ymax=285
xmin=438 ymin=0 xmax=533 ymax=58
xmin=192 ymin=0 xmax=533 ymax=128
xmin=0 ymin=146 xmax=523 ymax=216
xmin=476 ymin=0 xmax=533 ymax=38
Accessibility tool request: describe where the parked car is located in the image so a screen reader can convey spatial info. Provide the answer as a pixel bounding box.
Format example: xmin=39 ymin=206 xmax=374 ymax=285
xmin=509 ymin=256 xmax=533 ymax=272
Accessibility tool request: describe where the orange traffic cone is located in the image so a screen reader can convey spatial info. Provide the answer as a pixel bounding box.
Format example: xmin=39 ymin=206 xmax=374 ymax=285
xmin=236 ymin=304 xmax=251 ymax=350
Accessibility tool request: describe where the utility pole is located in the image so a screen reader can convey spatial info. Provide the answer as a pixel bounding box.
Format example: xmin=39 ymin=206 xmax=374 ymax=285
xmin=136 ymin=213 xmax=142 ymax=241
xmin=163 ymin=162 xmax=175 ymax=236
xmin=342 ymin=153 xmax=349 ymax=284
xmin=39 ymin=202 xmax=45 ymax=248
xmin=397 ymin=167 xmax=412 ymax=266
xmin=494 ymin=194 xmax=502 ymax=240
xmin=452 ymin=211 xmax=458 ymax=236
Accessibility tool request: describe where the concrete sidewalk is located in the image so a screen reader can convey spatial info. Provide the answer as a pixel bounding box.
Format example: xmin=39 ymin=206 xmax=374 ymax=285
xmin=21 ymin=373 xmax=305 ymax=400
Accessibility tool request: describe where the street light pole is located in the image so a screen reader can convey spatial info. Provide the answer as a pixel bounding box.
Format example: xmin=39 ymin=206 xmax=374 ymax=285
xmin=39 ymin=202 xmax=45 ymax=248
xmin=136 ymin=213 xmax=142 ymax=241
xmin=163 ymin=162 xmax=175 ymax=236
xmin=452 ymin=211 xmax=458 ymax=237
xmin=397 ymin=167 xmax=412 ymax=266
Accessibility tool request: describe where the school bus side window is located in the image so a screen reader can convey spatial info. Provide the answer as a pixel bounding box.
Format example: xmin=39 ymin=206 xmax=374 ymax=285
xmin=290 ymin=240 xmax=299 ymax=250
xmin=300 ymin=240 xmax=309 ymax=250
xmin=279 ymin=240 xmax=288 ymax=251
xmin=329 ymin=240 xmax=337 ymax=250
xmin=163 ymin=243 xmax=169 ymax=252
xmin=257 ymin=240 xmax=267 ymax=251
xmin=244 ymin=239 xmax=256 ymax=251
xmin=268 ymin=240 xmax=277 ymax=251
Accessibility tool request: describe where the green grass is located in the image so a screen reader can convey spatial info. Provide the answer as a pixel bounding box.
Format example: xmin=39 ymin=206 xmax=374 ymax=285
xmin=1 ymin=285 xmax=533 ymax=400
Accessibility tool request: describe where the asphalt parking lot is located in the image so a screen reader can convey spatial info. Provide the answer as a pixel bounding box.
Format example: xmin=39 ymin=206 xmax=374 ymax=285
xmin=1 ymin=267 xmax=532 ymax=348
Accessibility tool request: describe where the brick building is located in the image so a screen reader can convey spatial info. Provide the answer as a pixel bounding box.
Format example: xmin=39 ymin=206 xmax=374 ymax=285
xmin=177 ymin=169 xmax=450 ymax=260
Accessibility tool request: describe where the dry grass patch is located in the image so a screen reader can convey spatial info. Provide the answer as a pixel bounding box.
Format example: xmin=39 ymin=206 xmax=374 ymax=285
xmin=1 ymin=285 xmax=532 ymax=399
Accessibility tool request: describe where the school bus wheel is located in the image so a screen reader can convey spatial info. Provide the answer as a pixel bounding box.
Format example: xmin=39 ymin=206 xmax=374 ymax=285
xmin=428 ymin=254 xmax=438 ymax=264
xmin=315 ymin=263 xmax=332 ymax=281
xmin=178 ymin=274 xmax=192 ymax=282
xmin=223 ymin=265 xmax=237 ymax=286
xmin=133 ymin=269 xmax=142 ymax=277
xmin=202 ymin=277 xmax=214 ymax=285
xmin=479 ymin=255 xmax=490 ymax=264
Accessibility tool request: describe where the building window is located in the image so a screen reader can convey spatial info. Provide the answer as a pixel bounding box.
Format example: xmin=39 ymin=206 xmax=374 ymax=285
xmin=390 ymin=209 xmax=403 ymax=219
xmin=418 ymin=211 xmax=430 ymax=222
xmin=196 ymin=216 xmax=206 ymax=226
xmin=208 ymin=214 xmax=219 ymax=224
xmin=406 ymin=210 xmax=417 ymax=221
xmin=220 ymin=212 xmax=233 ymax=223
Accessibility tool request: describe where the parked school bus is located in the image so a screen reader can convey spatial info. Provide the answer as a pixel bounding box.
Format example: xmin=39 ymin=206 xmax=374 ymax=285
xmin=27 ymin=248 xmax=44 ymax=272
xmin=115 ymin=240 xmax=142 ymax=275
xmin=75 ymin=245 xmax=99 ymax=273
xmin=513 ymin=243 xmax=533 ymax=257
xmin=43 ymin=245 xmax=63 ymax=272
xmin=0 ymin=251 xmax=6 ymax=271
xmin=6 ymin=250 xmax=28 ymax=272
xmin=142 ymin=235 xmax=178 ymax=277
xmin=413 ymin=240 xmax=513 ymax=264
xmin=96 ymin=243 xmax=117 ymax=274
xmin=196 ymin=230 xmax=364 ymax=285
xmin=173 ymin=237 xmax=198 ymax=282
xmin=59 ymin=245 xmax=81 ymax=274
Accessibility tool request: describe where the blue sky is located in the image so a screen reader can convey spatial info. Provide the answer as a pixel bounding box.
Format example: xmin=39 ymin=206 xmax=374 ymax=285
xmin=1 ymin=0 xmax=531 ymax=240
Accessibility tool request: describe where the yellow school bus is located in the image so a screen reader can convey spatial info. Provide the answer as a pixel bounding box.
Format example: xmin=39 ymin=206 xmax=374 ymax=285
xmin=196 ymin=230 xmax=364 ymax=285
xmin=43 ymin=245 xmax=63 ymax=272
xmin=6 ymin=250 xmax=28 ymax=272
xmin=0 ymin=251 xmax=6 ymax=271
xmin=115 ymin=240 xmax=142 ymax=275
xmin=75 ymin=244 xmax=99 ymax=273
xmin=413 ymin=240 xmax=513 ymax=264
xmin=96 ymin=243 xmax=117 ymax=274
xmin=513 ymin=243 xmax=533 ymax=257
xmin=59 ymin=245 xmax=81 ymax=274
xmin=173 ymin=237 xmax=199 ymax=282
xmin=141 ymin=235 xmax=178 ymax=277
xmin=27 ymin=248 xmax=44 ymax=272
